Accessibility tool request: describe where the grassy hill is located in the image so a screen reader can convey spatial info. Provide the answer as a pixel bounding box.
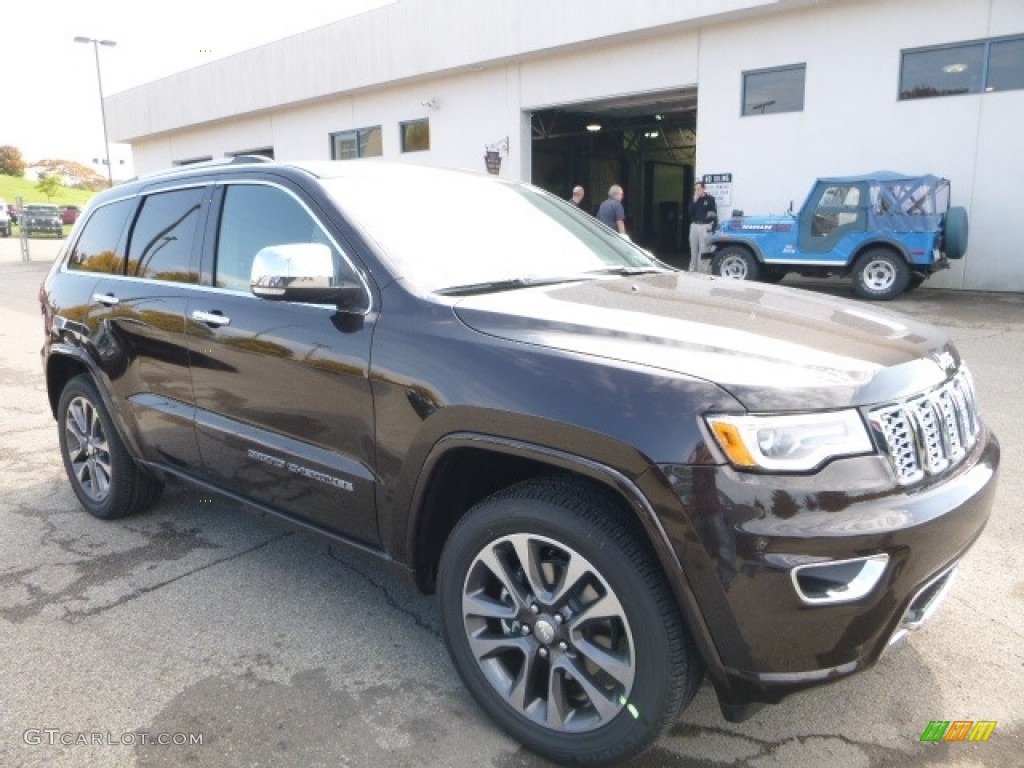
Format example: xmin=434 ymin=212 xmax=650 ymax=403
xmin=0 ymin=174 xmax=98 ymax=208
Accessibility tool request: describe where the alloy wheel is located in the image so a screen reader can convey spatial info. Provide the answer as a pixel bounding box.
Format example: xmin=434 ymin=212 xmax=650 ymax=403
xmin=461 ymin=532 xmax=635 ymax=732
xmin=64 ymin=395 xmax=113 ymax=502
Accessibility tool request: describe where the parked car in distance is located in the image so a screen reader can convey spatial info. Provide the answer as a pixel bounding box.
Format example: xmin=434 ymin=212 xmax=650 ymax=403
xmin=709 ymin=172 xmax=968 ymax=300
xmin=21 ymin=203 xmax=64 ymax=238
xmin=60 ymin=205 xmax=82 ymax=225
xmin=39 ymin=158 xmax=998 ymax=766
xmin=0 ymin=200 xmax=11 ymax=237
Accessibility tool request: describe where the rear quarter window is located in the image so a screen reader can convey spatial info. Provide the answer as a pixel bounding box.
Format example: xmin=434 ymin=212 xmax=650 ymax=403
xmin=67 ymin=199 xmax=135 ymax=274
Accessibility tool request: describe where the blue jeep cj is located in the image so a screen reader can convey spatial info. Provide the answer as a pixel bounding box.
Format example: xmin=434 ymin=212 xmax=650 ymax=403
xmin=708 ymin=172 xmax=968 ymax=300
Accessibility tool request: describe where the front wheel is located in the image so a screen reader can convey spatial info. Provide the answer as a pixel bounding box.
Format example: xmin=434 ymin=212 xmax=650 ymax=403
xmin=852 ymin=249 xmax=909 ymax=300
xmin=438 ymin=477 xmax=702 ymax=766
xmin=712 ymin=246 xmax=761 ymax=281
xmin=57 ymin=374 xmax=163 ymax=520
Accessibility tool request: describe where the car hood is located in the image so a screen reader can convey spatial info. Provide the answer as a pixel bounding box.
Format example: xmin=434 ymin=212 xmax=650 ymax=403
xmin=451 ymin=272 xmax=956 ymax=411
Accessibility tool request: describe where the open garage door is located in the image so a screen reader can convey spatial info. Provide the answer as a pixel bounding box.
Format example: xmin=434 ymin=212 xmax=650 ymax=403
xmin=532 ymin=88 xmax=697 ymax=264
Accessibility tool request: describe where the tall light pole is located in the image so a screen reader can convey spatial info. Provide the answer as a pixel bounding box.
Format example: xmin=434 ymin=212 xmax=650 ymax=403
xmin=74 ymin=36 xmax=116 ymax=188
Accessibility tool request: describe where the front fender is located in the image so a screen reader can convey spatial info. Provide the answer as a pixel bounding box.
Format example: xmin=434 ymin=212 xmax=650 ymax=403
xmin=710 ymin=236 xmax=766 ymax=262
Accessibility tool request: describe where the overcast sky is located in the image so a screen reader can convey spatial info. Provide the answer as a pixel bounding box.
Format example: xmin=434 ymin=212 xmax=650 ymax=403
xmin=3 ymin=0 xmax=394 ymax=177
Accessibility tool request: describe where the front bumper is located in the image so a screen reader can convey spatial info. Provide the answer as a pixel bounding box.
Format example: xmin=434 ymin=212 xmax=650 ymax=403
xmin=26 ymin=220 xmax=62 ymax=233
xmin=651 ymin=425 xmax=998 ymax=716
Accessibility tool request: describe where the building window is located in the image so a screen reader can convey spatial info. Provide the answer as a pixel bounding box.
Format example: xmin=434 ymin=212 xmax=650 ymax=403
xmin=742 ymin=64 xmax=805 ymax=116
xmin=330 ymin=127 xmax=382 ymax=160
xmin=400 ymin=119 xmax=430 ymax=152
xmin=900 ymin=35 xmax=1024 ymax=99
xmin=987 ymin=36 xmax=1024 ymax=92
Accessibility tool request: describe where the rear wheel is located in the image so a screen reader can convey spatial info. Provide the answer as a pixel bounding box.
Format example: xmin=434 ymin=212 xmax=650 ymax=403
xmin=852 ymin=249 xmax=909 ymax=300
xmin=712 ymin=246 xmax=761 ymax=281
xmin=57 ymin=375 xmax=164 ymax=520
xmin=438 ymin=477 xmax=702 ymax=766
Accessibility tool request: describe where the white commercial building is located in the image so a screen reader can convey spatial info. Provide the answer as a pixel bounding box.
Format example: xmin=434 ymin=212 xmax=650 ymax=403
xmin=107 ymin=0 xmax=1024 ymax=291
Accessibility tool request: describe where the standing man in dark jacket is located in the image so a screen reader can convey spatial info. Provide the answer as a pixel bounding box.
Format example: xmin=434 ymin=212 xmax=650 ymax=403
xmin=688 ymin=182 xmax=717 ymax=272
xmin=597 ymin=185 xmax=627 ymax=235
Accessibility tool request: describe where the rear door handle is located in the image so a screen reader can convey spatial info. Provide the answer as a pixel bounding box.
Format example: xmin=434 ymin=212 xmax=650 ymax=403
xmin=191 ymin=310 xmax=230 ymax=327
xmin=92 ymin=292 xmax=119 ymax=307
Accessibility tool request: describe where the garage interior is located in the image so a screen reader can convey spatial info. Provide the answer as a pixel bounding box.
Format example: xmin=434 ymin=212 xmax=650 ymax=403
xmin=531 ymin=88 xmax=698 ymax=265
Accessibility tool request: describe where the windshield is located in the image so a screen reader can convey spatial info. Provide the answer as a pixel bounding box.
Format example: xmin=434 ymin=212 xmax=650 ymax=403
xmin=320 ymin=170 xmax=659 ymax=293
xmin=27 ymin=206 xmax=59 ymax=215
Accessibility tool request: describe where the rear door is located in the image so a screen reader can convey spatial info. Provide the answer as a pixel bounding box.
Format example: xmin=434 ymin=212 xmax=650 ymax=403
xmin=87 ymin=184 xmax=211 ymax=469
xmin=187 ymin=177 xmax=380 ymax=546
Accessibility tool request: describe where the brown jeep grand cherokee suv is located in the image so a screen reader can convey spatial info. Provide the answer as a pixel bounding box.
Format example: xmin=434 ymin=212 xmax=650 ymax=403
xmin=40 ymin=158 xmax=998 ymax=765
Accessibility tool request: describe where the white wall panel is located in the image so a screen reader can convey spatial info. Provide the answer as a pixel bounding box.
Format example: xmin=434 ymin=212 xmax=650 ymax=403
xmin=117 ymin=0 xmax=1023 ymax=291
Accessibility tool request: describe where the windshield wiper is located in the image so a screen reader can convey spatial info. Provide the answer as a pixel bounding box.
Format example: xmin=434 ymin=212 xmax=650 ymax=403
xmin=584 ymin=266 xmax=666 ymax=276
xmin=436 ymin=276 xmax=587 ymax=296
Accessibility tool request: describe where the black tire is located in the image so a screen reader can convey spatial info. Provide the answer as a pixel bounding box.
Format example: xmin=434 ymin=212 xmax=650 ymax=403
xmin=57 ymin=374 xmax=164 ymax=520
xmin=437 ymin=477 xmax=702 ymax=766
xmin=852 ymin=249 xmax=909 ymax=301
xmin=761 ymin=267 xmax=787 ymax=284
xmin=944 ymin=206 xmax=968 ymax=259
xmin=711 ymin=246 xmax=761 ymax=281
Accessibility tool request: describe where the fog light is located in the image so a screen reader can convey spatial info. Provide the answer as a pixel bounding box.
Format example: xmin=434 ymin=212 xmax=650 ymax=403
xmin=791 ymin=554 xmax=889 ymax=605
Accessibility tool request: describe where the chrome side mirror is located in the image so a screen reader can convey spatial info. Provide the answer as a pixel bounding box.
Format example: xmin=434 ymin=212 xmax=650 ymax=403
xmin=250 ymin=243 xmax=362 ymax=306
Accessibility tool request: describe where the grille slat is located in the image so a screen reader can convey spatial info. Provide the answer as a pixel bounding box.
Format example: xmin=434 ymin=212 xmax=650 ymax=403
xmin=869 ymin=368 xmax=979 ymax=485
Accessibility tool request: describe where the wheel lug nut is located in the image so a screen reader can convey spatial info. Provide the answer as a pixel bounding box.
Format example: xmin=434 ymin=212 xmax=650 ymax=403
xmin=538 ymin=647 xmax=548 ymax=658
xmin=554 ymin=613 xmax=563 ymax=624
xmin=530 ymin=604 xmax=539 ymax=614
xmin=521 ymin=625 xmax=531 ymax=635
xmin=558 ymin=641 xmax=568 ymax=651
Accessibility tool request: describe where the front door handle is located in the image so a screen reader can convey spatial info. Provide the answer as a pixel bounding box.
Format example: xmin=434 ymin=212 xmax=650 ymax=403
xmin=92 ymin=292 xmax=119 ymax=307
xmin=191 ymin=310 xmax=230 ymax=327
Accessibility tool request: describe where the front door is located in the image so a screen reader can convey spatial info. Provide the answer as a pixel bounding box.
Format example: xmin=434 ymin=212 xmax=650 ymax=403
xmin=797 ymin=181 xmax=868 ymax=257
xmin=187 ymin=181 xmax=379 ymax=546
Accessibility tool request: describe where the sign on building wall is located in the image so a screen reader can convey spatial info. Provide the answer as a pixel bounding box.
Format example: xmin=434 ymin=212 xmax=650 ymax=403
xmin=702 ymin=173 xmax=732 ymax=208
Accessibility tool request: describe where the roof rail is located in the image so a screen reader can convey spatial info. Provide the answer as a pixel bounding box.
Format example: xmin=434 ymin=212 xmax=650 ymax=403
xmin=136 ymin=154 xmax=275 ymax=180
xmin=227 ymin=154 xmax=274 ymax=164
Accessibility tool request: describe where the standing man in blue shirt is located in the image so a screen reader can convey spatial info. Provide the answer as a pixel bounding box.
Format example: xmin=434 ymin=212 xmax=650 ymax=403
xmin=688 ymin=182 xmax=718 ymax=272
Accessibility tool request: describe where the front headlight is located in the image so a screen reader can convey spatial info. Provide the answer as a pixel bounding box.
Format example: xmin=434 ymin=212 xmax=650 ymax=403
xmin=706 ymin=410 xmax=873 ymax=472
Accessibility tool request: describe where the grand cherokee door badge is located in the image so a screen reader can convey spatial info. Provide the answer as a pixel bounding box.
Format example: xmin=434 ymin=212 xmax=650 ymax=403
xmin=247 ymin=449 xmax=354 ymax=492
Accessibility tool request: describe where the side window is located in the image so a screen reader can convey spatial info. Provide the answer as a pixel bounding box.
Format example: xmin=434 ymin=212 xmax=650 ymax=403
xmin=215 ymin=184 xmax=350 ymax=292
xmin=127 ymin=188 xmax=204 ymax=283
xmin=813 ymin=185 xmax=860 ymax=238
xmin=67 ymin=199 xmax=134 ymax=274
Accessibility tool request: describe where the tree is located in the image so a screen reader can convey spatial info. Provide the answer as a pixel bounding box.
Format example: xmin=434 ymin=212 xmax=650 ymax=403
xmin=36 ymin=158 xmax=107 ymax=191
xmin=0 ymin=145 xmax=26 ymax=177
xmin=36 ymin=173 xmax=65 ymax=201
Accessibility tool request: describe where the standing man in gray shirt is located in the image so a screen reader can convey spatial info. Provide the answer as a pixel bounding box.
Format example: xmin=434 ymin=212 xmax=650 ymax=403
xmin=597 ymin=185 xmax=627 ymax=235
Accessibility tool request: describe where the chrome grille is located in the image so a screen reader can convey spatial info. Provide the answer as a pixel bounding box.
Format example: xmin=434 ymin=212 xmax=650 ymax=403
xmin=868 ymin=368 xmax=979 ymax=485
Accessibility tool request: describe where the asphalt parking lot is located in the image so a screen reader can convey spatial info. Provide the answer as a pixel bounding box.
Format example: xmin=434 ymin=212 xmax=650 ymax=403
xmin=1 ymin=235 xmax=1021 ymax=768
